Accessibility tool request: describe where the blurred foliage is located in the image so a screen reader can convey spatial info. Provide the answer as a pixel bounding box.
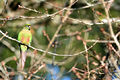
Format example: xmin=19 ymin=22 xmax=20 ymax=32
xmin=0 ymin=0 xmax=120 ymax=79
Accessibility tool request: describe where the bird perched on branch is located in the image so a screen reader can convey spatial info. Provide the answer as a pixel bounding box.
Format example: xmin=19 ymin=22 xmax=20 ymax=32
xmin=18 ymin=24 xmax=32 ymax=70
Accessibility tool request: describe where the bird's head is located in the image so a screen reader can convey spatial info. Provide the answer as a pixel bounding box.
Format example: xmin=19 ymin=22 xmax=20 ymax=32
xmin=25 ymin=24 xmax=31 ymax=30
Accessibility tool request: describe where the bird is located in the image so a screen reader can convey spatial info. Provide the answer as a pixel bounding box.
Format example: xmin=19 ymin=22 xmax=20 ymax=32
xmin=18 ymin=24 xmax=32 ymax=70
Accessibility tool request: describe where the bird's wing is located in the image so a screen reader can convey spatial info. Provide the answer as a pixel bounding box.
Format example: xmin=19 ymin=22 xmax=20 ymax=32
xmin=18 ymin=29 xmax=32 ymax=45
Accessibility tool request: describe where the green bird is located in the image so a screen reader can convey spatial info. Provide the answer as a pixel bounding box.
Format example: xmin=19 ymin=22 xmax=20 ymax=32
xmin=18 ymin=24 xmax=32 ymax=70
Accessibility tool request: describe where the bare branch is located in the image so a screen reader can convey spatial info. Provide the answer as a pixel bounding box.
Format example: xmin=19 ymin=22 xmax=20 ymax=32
xmin=101 ymin=0 xmax=120 ymax=50
xmin=0 ymin=30 xmax=97 ymax=57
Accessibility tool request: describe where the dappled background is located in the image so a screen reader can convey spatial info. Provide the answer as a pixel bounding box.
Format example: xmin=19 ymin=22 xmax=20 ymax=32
xmin=0 ymin=0 xmax=120 ymax=80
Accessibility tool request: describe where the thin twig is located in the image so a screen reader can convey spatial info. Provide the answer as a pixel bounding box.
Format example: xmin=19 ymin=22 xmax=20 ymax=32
xmin=45 ymin=0 xmax=112 ymax=11
xmin=0 ymin=32 xmax=8 ymax=41
xmin=18 ymin=5 xmax=42 ymax=14
xmin=86 ymin=40 xmax=115 ymax=43
xmin=116 ymin=32 xmax=120 ymax=38
xmin=83 ymin=32 xmax=90 ymax=80
xmin=27 ymin=63 xmax=45 ymax=80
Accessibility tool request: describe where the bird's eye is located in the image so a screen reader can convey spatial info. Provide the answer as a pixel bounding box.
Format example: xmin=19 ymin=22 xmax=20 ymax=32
xmin=28 ymin=25 xmax=31 ymax=28
xmin=26 ymin=25 xmax=30 ymax=30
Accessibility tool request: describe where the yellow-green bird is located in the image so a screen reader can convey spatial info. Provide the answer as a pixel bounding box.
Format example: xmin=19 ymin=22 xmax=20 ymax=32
xmin=18 ymin=24 xmax=32 ymax=70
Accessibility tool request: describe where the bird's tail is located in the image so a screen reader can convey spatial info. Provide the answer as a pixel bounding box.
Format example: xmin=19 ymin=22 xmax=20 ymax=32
xmin=17 ymin=44 xmax=28 ymax=71
xmin=20 ymin=51 xmax=27 ymax=70
xmin=18 ymin=51 xmax=27 ymax=71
